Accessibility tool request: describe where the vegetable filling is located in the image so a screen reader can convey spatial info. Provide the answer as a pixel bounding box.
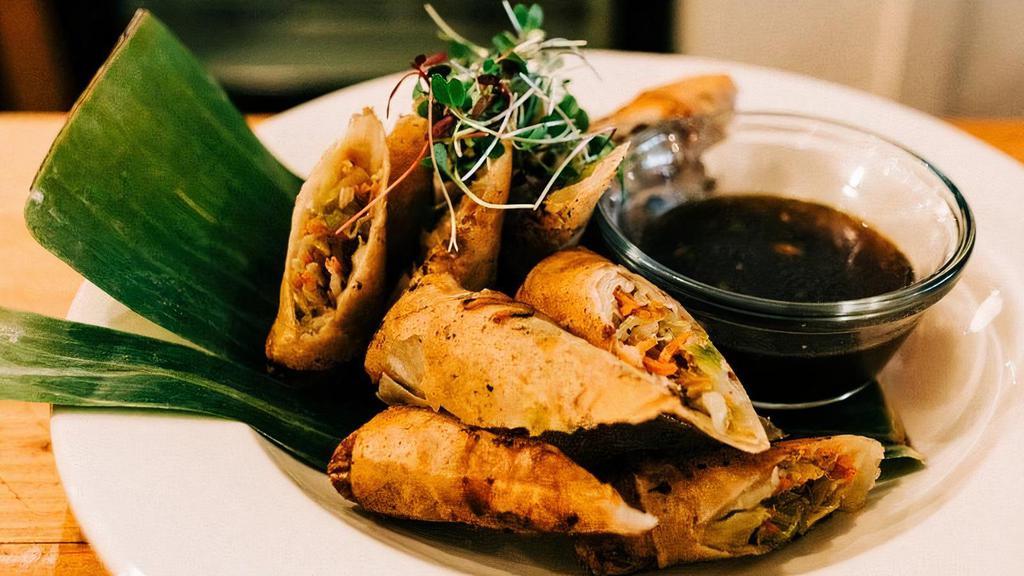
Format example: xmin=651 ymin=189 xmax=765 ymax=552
xmin=612 ymin=286 xmax=732 ymax=433
xmin=290 ymin=158 xmax=378 ymax=326
xmin=704 ymin=456 xmax=858 ymax=552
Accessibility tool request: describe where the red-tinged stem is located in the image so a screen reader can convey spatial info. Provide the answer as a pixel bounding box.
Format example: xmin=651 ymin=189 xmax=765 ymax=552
xmin=388 ymin=51 xmax=448 ymax=118
xmin=333 ymin=138 xmax=431 ymax=237
xmin=386 ymin=71 xmax=424 ymax=118
xmin=431 ymin=114 xmax=455 ymax=137
xmin=421 ymin=52 xmax=448 ymax=68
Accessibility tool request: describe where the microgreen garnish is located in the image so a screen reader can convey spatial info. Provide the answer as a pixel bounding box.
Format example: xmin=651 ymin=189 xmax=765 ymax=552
xmin=404 ymin=1 xmax=614 ymax=249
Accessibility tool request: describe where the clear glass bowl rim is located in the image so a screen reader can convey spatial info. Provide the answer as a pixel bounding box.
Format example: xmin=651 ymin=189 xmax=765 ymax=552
xmin=597 ymin=111 xmax=977 ymax=322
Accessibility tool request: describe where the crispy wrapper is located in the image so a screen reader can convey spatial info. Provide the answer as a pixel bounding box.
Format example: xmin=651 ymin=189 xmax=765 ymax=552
xmin=420 ymin=142 xmax=513 ymax=291
xmin=384 ymin=115 xmax=433 ymax=281
xmin=518 ymin=248 xmax=768 ymax=453
xmin=576 ymin=435 xmax=884 ymax=575
xmin=591 ymin=74 xmax=736 ymax=141
xmin=266 ymin=109 xmax=390 ymax=370
xmin=328 ymin=406 xmax=657 ymax=535
xmin=501 ymin=143 xmax=630 ymax=286
xmin=365 ymin=272 xmax=692 ymax=436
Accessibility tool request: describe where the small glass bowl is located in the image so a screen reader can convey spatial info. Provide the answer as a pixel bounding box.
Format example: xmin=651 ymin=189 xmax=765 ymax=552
xmin=597 ymin=112 xmax=976 ymax=408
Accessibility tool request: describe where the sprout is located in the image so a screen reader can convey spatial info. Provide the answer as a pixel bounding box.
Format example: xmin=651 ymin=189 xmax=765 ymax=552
xmin=409 ymin=2 xmax=612 ymax=250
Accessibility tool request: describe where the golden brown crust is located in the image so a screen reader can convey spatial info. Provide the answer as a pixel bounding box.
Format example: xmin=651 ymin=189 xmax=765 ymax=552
xmin=592 ymin=74 xmax=736 ymax=140
xmin=364 ymin=272 xmax=688 ymax=435
xmin=266 ymin=109 xmax=390 ymax=370
xmin=576 ymin=435 xmax=884 ymax=574
xmin=517 ymin=248 xmax=768 ymax=453
xmin=421 ymin=142 xmax=513 ymax=291
xmin=385 ymin=115 xmax=433 ymax=281
xmin=328 ymin=406 xmax=658 ymax=535
xmin=517 ymin=248 xmax=623 ymax=352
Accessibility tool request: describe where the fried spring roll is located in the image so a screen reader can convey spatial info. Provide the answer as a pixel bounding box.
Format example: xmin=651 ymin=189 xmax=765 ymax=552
xmin=384 ymin=115 xmax=433 ymax=281
xmin=328 ymin=406 xmax=657 ymax=535
xmin=576 ymin=435 xmax=884 ymax=575
xmin=266 ymin=109 xmax=390 ymax=370
xmin=591 ymin=74 xmax=736 ymax=141
xmin=518 ymin=248 xmax=768 ymax=453
xmin=502 ymin=143 xmax=629 ymax=285
xmin=365 ymin=272 xmax=697 ymax=436
xmin=420 ymin=142 xmax=513 ymax=291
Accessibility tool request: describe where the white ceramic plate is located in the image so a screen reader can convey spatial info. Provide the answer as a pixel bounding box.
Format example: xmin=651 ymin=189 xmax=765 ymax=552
xmin=52 ymin=52 xmax=1024 ymax=575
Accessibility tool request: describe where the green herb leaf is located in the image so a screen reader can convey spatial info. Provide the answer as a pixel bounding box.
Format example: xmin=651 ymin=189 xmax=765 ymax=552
xmin=525 ymin=125 xmax=547 ymax=141
xmin=588 ymin=133 xmax=611 ymax=157
xmin=432 ymin=143 xmax=451 ymax=176
xmin=24 ymin=11 xmax=301 ymax=366
xmin=430 ymin=73 xmax=451 ymax=106
xmin=574 ymin=108 xmax=590 ymax=132
xmin=492 ymin=32 xmax=516 ymax=53
xmin=488 ymin=143 xmax=507 ymax=160
xmin=447 ymin=40 xmax=472 ymax=61
xmin=557 ymin=94 xmax=579 ymax=117
xmin=446 ymin=79 xmax=466 ymax=109
xmin=513 ymin=3 xmax=530 ymax=29
xmin=526 ymin=4 xmax=544 ymax=30
xmin=0 ymin=308 xmax=378 ymax=469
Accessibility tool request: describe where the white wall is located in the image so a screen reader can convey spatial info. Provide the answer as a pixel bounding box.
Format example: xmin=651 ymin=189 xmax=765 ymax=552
xmin=952 ymin=0 xmax=1024 ymax=116
xmin=678 ymin=0 xmax=1023 ymax=116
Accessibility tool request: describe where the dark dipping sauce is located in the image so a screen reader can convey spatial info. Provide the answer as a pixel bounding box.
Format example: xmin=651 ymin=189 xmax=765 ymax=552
xmin=640 ymin=194 xmax=916 ymax=405
xmin=642 ymin=195 xmax=914 ymax=302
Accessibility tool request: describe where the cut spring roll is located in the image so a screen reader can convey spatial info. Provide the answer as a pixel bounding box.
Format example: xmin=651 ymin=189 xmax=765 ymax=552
xmin=365 ymin=272 xmax=696 ymax=436
xmin=576 ymin=435 xmax=884 ymax=575
xmin=384 ymin=115 xmax=433 ymax=282
xmin=591 ymin=74 xmax=736 ymax=141
xmin=266 ymin=109 xmax=390 ymax=370
xmin=518 ymin=248 xmax=768 ymax=453
xmin=501 ymin=143 xmax=629 ymax=286
xmin=420 ymin=141 xmax=513 ymax=291
xmin=328 ymin=406 xmax=657 ymax=535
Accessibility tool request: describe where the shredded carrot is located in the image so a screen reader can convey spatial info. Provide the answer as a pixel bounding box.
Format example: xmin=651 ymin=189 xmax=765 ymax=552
xmin=614 ymin=288 xmax=641 ymax=316
xmin=828 ymin=456 xmax=857 ymax=481
xmin=301 ymin=272 xmax=318 ymax=292
xmin=306 ymin=218 xmax=329 ymax=235
xmin=759 ymin=520 xmax=782 ymax=537
xmin=643 ymin=355 xmax=678 ymax=376
xmin=658 ymin=333 xmax=691 ymax=363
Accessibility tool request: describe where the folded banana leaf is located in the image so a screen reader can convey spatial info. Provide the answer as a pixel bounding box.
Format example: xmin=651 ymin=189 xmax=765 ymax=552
xmin=0 ymin=307 xmax=376 ymax=469
xmin=25 ymin=10 xmax=301 ymax=365
xmin=760 ymin=381 xmax=924 ymax=480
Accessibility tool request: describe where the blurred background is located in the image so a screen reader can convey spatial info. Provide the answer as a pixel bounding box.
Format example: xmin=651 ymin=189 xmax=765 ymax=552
xmin=1 ymin=0 xmax=1021 ymax=115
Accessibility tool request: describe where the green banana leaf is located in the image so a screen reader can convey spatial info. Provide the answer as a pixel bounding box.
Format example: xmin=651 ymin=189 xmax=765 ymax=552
xmin=0 ymin=307 xmax=379 ymax=469
xmin=762 ymin=381 xmax=925 ymax=480
xmin=25 ymin=10 xmax=301 ymax=365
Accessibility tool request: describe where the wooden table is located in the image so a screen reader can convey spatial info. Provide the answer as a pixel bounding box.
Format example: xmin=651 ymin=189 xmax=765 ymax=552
xmin=0 ymin=112 xmax=1022 ymax=575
